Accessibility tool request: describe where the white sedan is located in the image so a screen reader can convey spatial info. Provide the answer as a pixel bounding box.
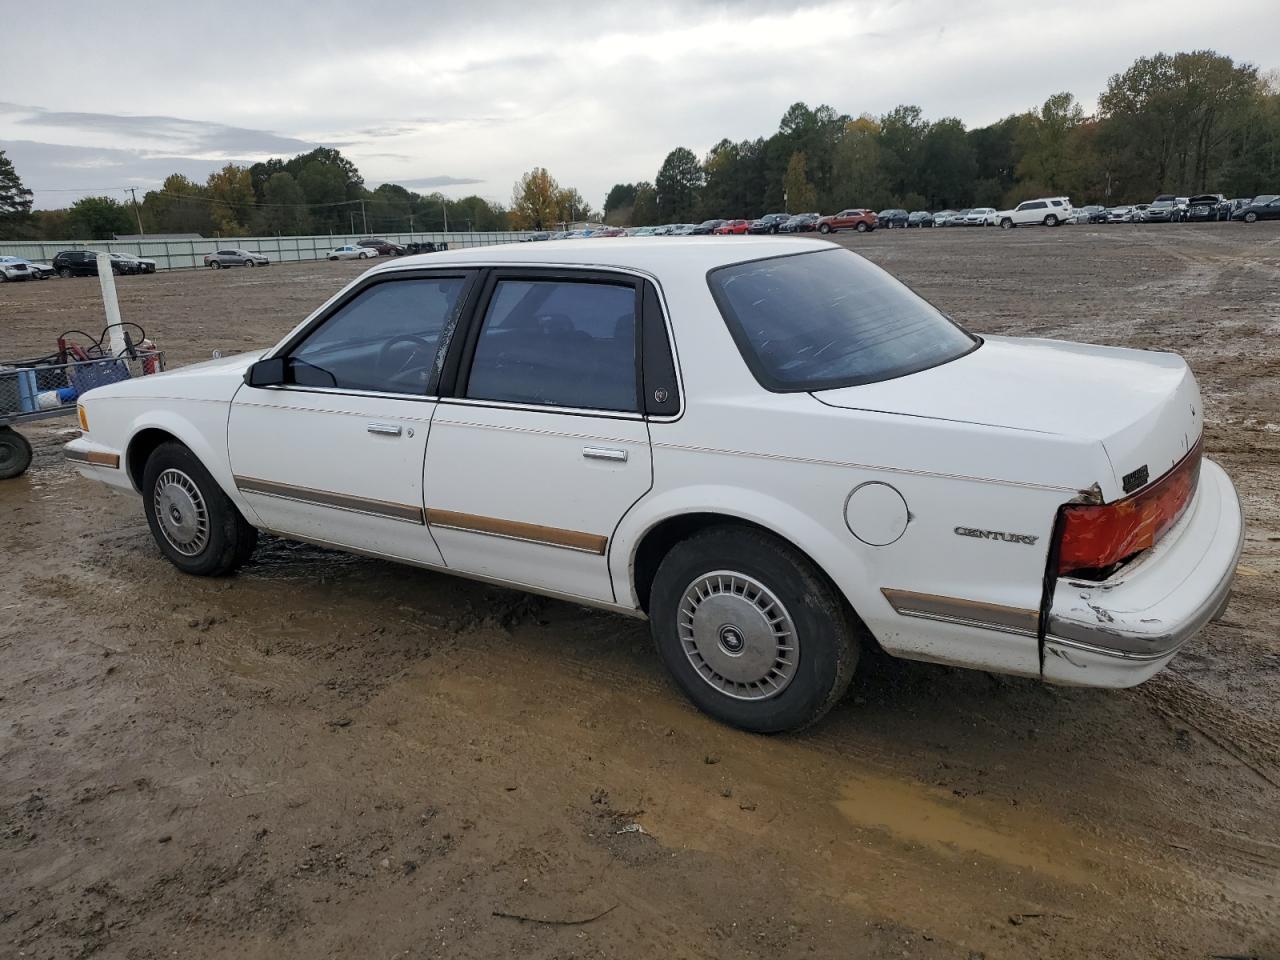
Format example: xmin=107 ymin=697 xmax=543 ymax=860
xmin=65 ymin=238 xmax=1243 ymax=733
xmin=0 ymin=256 xmax=49 ymax=281
xmin=328 ymin=244 xmax=379 ymax=261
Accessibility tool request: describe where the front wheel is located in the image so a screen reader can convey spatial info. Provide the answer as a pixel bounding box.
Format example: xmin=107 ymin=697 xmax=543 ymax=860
xmin=0 ymin=427 xmax=33 ymax=480
xmin=1000 ymin=218 xmax=1014 ymax=229
xmin=244 ymin=259 xmax=256 ymax=267
xmin=359 ymin=251 xmax=370 ymax=259
xmin=1244 ymin=211 xmax=1258 ymax=223
xmin=818 ymin=223 xmax=831 ymax=234
xmin=143 ymin=442 xmax=258 ymax=576
xmin=649 ymin=526 xmax=861 ymax=733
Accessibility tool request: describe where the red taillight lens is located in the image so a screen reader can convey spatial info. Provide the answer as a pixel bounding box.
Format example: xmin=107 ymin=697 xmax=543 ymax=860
xmin=1056 ymin=438 xmax=1203 ymax=577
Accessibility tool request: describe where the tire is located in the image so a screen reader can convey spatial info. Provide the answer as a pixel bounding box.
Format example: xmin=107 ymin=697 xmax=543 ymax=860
xmin=818 ymin=223 xmax=831 ymax=234
xmin=1244 ymin=211 xmax=1258 ymax=223
xmin=1000 ymin=218 xmax=1013 ymax=229
xmin=1044 ymin=214 xmax=1059 ymax=227
xmin=649 ymin=525 xmax=861 ymax=733
xmin=856 ymin=222 xmax=869 ymax=233
xmin=0 ymin=427 xmax=34 ymax=480
xmin=329 ymin=255 xmax=338 ymax=261
xmin=142 ymin=441 xmax=258 ymax=576
xmin=58 ymin=267 xmax=73 ymax=278
xmin=245 ymin=259 xmax=256 ymax=267
xmin=211 ymin=261 xmax=222 ymax=269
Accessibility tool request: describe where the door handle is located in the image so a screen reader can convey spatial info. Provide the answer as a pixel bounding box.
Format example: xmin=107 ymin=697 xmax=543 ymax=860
xmin=583 ymin=446 xmax=627 ymax=462
xmin=367 ymin=422 xmax=402 ymax=437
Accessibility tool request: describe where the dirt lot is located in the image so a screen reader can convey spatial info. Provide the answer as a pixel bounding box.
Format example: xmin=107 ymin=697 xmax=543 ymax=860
xmin=2 ymin=225 xmax=1278 ymax=959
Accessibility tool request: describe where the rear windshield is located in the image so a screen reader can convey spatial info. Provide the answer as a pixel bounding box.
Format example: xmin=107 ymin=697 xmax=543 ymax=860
xmin=708 ymin=248 xmax=978 ymax=392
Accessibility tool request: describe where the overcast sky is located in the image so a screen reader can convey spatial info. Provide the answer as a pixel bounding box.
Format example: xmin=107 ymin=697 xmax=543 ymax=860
xmin=2 ymin=0 xmax=1275 ymax=211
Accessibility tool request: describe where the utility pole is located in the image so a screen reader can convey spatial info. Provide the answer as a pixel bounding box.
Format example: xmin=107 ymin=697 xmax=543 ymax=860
xmin=360 ymin=199 xmax=368 ymax=234
xmin=127 ymin=187 xmax=144 ymax=236
xmin=350 ymin=211 xmax=356 ymax=234
xmin=441 ymin=198 xmax=448 ymax=233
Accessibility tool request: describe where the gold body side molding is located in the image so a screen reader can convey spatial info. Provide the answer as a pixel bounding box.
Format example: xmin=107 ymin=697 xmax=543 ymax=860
xmin=426 ymin=508 xmax=608 ymax=555
xmin=234 ymin=476 xmax=425 ymax=524
xmin=881 ymin=587 xmax=1039 ymax=637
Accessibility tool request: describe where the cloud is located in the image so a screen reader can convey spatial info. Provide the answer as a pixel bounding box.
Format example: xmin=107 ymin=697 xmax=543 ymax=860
xmin=390 ymin=175 xmax=487 ymax=189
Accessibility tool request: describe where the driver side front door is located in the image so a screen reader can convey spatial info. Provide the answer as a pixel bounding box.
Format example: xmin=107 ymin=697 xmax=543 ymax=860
xmin=228 ymin=269 xmax=477 ymax=565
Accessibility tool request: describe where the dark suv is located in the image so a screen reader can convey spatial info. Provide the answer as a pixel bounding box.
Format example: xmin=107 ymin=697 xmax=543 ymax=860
xmin=358 ymin=238 xmax=406 ymax=256
xmin=51 ymin=250 xmax=123 ymax=278
xmin=1184 ymin=194 xmax=1227 ymax=222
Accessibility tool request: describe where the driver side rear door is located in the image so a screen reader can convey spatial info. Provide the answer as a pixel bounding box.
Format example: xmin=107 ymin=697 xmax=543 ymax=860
xmin=228 ymin=269 xmax=478 ymax=565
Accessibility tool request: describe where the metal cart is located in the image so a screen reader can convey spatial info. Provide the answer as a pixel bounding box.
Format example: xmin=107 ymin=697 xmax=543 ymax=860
xmin=0 ymin=340 xmax=165 ymax=479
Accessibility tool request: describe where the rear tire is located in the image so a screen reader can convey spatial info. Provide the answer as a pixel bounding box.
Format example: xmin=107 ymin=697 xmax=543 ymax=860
xmin=1244 ymin=211 xmax=1258 ymax=223
xmin=856 ymin=222 xmax=869 ymax=232
xmin=211 ymin=261 xmax=222 ymax=269
xmin=1044 ymin=214 xmax=1059 ymax=226
xmin=0 ymin=427 xmax=33 ymax=480
xmin=649 ymin=526 xmax=861 ymax=733
xmin=142 ymin=442 xmax=257 ymax=576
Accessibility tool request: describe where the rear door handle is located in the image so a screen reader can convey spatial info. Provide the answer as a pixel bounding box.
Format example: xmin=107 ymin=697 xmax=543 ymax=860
xmin=582 ymin=446 xmax=627 ymax=462
xmin=367 ymin=422 xmax=402 ymax=436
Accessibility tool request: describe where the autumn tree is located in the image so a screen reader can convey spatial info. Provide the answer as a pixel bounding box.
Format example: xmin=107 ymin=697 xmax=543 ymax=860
xmin=205 ymin=164 xmax=255 ymax=235
xmin=783 ymin=151 xmax=817 ymax=213
xmin=141 ymin=174 xmax=216 ymax=235
xmin=510 ymin=167 xmax=561 ymax=229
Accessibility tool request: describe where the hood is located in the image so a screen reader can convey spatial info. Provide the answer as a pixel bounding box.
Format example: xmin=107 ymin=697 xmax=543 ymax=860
xmin=813 ymin=336 xmax=1202 ymax=499
xmin=83 ymin=350 xmax=265 ymax=404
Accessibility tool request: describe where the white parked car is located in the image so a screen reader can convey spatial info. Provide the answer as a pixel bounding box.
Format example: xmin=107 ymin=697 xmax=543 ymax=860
xmin=996 ymin=197 xmax=1074 ymax=228
xmin=0 ymin=256 xmax=46 ymax=281
xmin=328 ymin=245 xmax=378 ymax=261
xmin=964 ymin=207 xmax=998 ymax=226
xmin=65 ymin=238 xmax=1243 ymax=733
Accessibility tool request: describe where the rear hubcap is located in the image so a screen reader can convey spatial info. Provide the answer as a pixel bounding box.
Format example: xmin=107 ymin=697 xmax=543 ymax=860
xmin=678 ymin=571 xmax=798 ymax=701
xmin=153 ymin=468 xmax=209 ymax=556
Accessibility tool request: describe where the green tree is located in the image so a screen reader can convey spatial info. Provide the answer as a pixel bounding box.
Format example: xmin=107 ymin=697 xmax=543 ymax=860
xmin=632 ymin=182 xmax=659 ymax=225
xmin=258 ymin=172 xmax=311 ymax=235
xmin=920 ymin=117 xmax=977 ymax=208
xmin=656 ymin=147 xmax=704 ymax=221
xmin=783 ymin=151 xmax=817 ymax=213
xmin=878 ymin=105 xmax=929 ymax=200
xmin=510 ymin=167 xmax=561 ymax=229
xmin=829 ymin=116 xmax=890 ymax=210
xmin=603 ymin=183 xmax=638 ymax=219
xmin=1016 ymin=93 xmax=1086 ymax=194
xmin=297 ymin=161 xmax=348 ymax=231
xmin=0 ymin=150 xmax=33 ymax=240
xmin=68 ymin=196 xmax=133 ymax=239
xmin=141 ymin=174 xmax=216 ymax=235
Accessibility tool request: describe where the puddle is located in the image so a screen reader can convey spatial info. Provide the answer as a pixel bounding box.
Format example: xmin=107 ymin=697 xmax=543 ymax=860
xmin=836 ymin=775 xmax=1099 ymax=884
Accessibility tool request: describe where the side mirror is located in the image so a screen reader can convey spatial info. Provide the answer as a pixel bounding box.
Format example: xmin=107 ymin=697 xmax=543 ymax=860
xmin=245 ymin=357 xmax=286 ymax=388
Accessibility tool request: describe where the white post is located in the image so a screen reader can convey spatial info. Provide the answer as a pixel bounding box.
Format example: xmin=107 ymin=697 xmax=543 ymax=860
xmin=96 ymin=253 xmax=127 ymax=356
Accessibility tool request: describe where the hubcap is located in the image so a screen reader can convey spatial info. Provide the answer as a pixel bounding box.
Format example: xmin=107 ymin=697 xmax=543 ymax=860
xmin=153 ymin=468 xmax=210 ymax=556
xmin=677 ymin=571 xmax=798 ymax=701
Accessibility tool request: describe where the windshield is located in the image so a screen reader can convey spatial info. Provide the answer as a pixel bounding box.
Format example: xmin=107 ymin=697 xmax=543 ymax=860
xmin=708 ymin=248 xmax=978 ymax=392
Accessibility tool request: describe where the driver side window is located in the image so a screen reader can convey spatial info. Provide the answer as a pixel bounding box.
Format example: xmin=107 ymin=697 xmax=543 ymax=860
xmin=288 ymin=276 xmax=467 ymax=394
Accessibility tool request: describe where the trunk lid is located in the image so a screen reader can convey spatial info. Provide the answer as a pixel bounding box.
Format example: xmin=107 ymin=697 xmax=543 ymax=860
xmin=812 ymin=336 xmax=1202 ymax=498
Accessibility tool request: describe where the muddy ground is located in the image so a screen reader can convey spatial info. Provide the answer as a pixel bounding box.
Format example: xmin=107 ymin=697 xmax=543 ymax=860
xmin=1 ymin=224 xmax=1278 ymax=959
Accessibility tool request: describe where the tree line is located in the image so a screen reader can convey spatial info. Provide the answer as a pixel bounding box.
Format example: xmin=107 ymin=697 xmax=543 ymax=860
xmin=601 ymin=49 xmax=1280 ymax=225
xmin=0 ymin=147 xmax=512 ymax=240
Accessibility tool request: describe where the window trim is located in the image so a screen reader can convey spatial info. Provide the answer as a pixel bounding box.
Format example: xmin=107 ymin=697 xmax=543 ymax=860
xmin=446 ymin=267 xmax=647 ymax=417
xmin=264 ymin=268 xmax=480 ymax=399
xmin=706 ymin=248 xmax=980 ymax=395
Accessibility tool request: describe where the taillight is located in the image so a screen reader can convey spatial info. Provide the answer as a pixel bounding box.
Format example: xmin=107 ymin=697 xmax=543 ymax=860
xmin=1056 ymin=438 xmax=1202 ymax=578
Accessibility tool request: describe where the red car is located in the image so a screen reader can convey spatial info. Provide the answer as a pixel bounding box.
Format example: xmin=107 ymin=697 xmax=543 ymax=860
xmin=815 ymin=209 xmax=877 ymax=234
xmin=712 ymin=219 xmax=752 ymax=235
xmin=591 ymin=226 xmax=627 ymax=238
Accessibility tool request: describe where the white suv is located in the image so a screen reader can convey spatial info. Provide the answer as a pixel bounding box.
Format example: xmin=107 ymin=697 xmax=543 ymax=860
xmin=997 ymin=197 xmax=1073 ymax=228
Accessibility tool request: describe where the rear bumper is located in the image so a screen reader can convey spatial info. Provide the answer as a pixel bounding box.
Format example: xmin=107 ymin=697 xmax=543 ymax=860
xmin=1043 ymin=458 xmax=1243 ymax=687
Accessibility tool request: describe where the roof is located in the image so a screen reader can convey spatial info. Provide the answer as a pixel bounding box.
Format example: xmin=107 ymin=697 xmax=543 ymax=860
xmin=375 ymin=236 xmax=835 ymax=276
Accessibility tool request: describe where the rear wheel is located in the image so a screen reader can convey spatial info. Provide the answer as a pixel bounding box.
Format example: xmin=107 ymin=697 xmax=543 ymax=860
xmin=142 ymin=442 xmax=257 ymax=576
xmin=0 ymin=427 xmax=33 ymax=480
xmin=649 ymin=526 xmax=861 ymax=733
xmin=210 ymin=261 xmax=222 ymax=269
xmin=1244 ymin=211 xmax=1258 ymax=223
xmin=856 ymin=221 xmax=869 ymax=233
xmin=1044 ymin=214 xmax=1059 ymax=227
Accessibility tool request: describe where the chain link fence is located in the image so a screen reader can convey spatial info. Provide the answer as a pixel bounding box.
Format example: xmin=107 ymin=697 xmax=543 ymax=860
xmin=0 ymin=230 xmax=540 ymax=271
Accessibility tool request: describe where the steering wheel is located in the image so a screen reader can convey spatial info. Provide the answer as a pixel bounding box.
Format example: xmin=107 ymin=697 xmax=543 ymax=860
xmin=377 ymin=335 xmax=433 ymax=381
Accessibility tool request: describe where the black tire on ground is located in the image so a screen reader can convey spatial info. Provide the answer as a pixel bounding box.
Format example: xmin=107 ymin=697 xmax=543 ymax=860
xmin=58 ymin=268 xmax=73 ymax=278
xmin=1044 ymin=214 xmax=1059 ymax=226
xmin=211 ymin=261 xmax=222 ymax=269
xmin=329 ymin=256 xmax=338 ymax=261
xmin=649 ymin=525 xmax=862 ymax=733
xmin=1000 ymin=218 xmax=1014 ymax=229
xmin=245 ymin=259 xmax=256 ymax=267
xmin=360 ymin=251 xmax=369 ymax=258
xmin=818 ymin=223 xmax=831 ymax=234
xmin=142 ymin=441 xmax=258 ymax=576
xmin=1244 ymin=211 xmax=1258 ymax=223
xmin=0 ymin=427 xmax=34 ymax=480
xmin=856 ymin=222 xmax=869 ymax=232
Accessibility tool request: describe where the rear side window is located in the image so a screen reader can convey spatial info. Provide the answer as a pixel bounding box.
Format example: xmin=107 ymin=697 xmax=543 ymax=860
xmin=465 ymin=279 xmax=638 ymax=412
xmin=708 ymin=248 xmax=977 ymax=392
xmin=288 ymin=277 xmax=468 ymax=394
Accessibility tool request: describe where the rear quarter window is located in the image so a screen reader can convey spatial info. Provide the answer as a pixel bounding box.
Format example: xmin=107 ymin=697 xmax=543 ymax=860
xmin=708 ymin=248 xmax=978 ymax=392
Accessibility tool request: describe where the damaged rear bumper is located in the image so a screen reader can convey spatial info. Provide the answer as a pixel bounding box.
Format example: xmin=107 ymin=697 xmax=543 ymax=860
xmin=1043 ymin=458 xmax=1243 ymax=687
